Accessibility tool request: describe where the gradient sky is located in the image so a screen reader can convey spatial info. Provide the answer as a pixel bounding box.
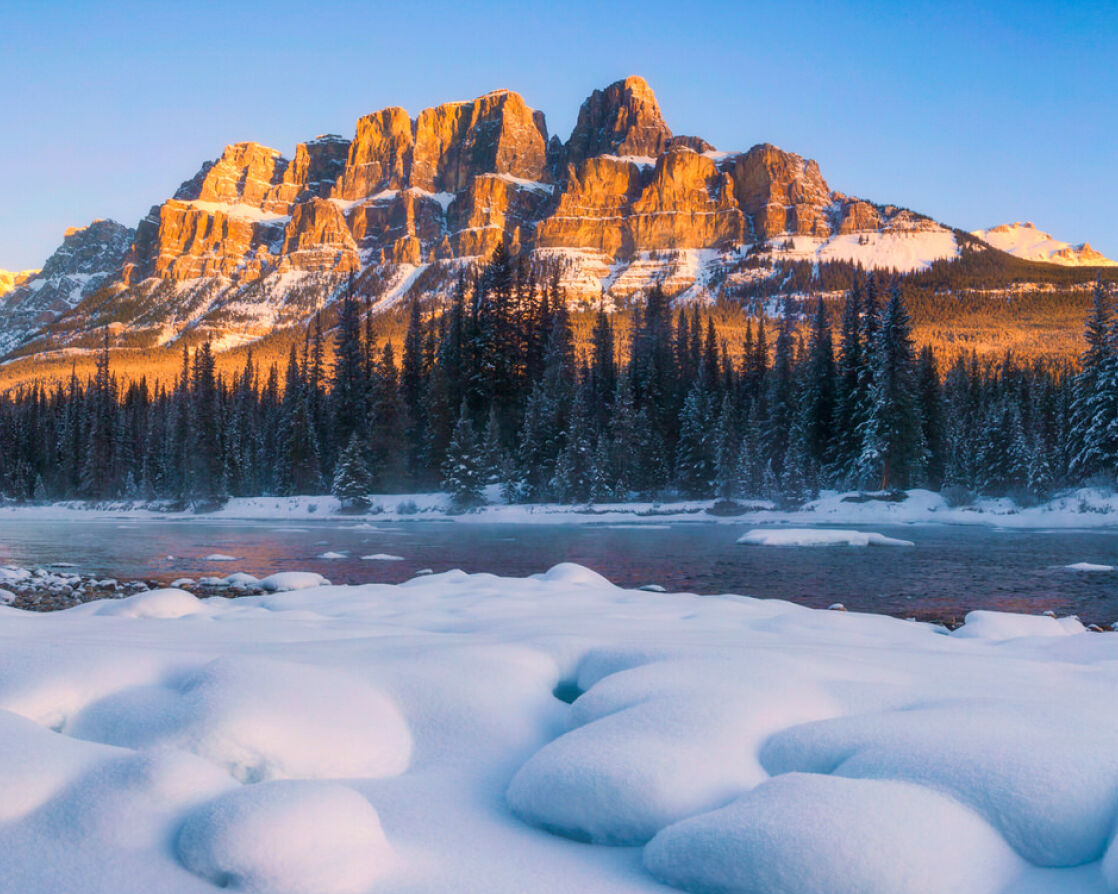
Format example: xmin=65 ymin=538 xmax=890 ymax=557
xmin=1 ymin=0 xmax=1115 ymax=270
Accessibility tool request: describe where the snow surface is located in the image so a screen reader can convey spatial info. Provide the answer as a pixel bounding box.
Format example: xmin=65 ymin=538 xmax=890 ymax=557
xmin=0 ymin=565 xmax=1117 ymax=891
xmin=738 ymin=528 xmax=915 ymax=547
xmin=972 ymin=222 xmax=1117 ymax=267
xmin=21 ymin=485 xmax=1118 ymax=530
xmin=767 ymin=229 xmax=960 ymax=273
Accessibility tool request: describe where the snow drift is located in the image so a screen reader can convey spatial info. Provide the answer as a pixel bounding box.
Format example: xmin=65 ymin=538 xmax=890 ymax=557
xmin=0 ymin=565 xmax=1116 ymax=892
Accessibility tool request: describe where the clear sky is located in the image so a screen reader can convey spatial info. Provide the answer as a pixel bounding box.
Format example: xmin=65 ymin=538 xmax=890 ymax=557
xmin=1 ymin=0 xmax=1115 ymax=270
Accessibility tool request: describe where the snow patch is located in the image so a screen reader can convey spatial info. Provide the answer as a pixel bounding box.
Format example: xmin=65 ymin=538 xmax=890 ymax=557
xmin=258 ymin=571 xmax=330 ymax=592
xmin=738 ymin=528 xmax=915 ymax=547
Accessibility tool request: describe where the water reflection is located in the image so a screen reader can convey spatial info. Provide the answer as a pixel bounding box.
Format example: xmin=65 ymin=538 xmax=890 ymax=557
xmin=0 ymin=519 xmax=1117 ymax=625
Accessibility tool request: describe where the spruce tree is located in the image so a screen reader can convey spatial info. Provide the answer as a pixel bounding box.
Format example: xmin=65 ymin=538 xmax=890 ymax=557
xmin=331 ymin=280 xmax=368 ymax=450
xmin=332 ymin=432 xmax=373 ymax=511
xmin=856 ymin=286 xmax=925 ymax=491
xmin=442 ymin=404 xmax=486 ymax=512
xmin=800 ymin=296 xmax=836 ymax=473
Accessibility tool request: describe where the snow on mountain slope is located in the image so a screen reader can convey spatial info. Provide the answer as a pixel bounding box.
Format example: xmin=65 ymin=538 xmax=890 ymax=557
xmin=0 ymin=564 xmax=1117 ymax=891
xmin=972 ymin=222 xmax=1116 ymax=266
xmin=767 ymin=228 xmax=960 ymax=273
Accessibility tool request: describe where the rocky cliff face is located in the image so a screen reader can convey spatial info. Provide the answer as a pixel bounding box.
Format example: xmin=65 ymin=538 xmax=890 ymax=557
xmin=5 ymin=77 xmax=996 ymax=358
xmin=565 ymin=75 xmax=672 ymax=167
xmin=0 ymin=220 xmax=132 ymax=354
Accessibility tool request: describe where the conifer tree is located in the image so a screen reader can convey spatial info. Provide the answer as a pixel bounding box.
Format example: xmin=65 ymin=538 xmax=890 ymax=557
xmin=1071 ymin=276 xmax=1118 ymax=482
xmin=331 ymin=280 xmax=367 ymax=450
xmin=857 ymin=286 xmax=924 ymax=490
xmin=332 ymin=432 xmax=373 ymax=511
xmin=800 ymin=296 xmax=836 ymax=473
xmin=442 ymin=404 xmax=486 ymax=511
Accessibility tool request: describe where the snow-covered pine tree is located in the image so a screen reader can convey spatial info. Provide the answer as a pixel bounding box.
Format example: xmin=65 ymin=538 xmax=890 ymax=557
xmin=332 ymin=432 xmax=373 ymax=511
xmin=517 ymin=305 xmax=576 ymax=500
xmin=856 ymin=285 xmax=925 ymax=491
xmin=331 ymin=279 xmax=368 ymax=452
xmin=674 ymin=380 xmax=715 ymax=498
xmin=833 ymin=275 xmax=864 ymax=477
xmin=736 ymin=404 xmax=766 ymax=500
xmin=765 ymin=300 xmax=796 ymax=483
xmin=550 ymin=390 xmax=594 ymax=504
xmin=799 ymin=296 xmax=836 ymax=478
xmin=442 ymin=404 xmax=487 ymax=512
xmin=1071 ymin=276 xmax=1118 ymax=483
xmin=712 ymin=394 xmax=739 ymax=502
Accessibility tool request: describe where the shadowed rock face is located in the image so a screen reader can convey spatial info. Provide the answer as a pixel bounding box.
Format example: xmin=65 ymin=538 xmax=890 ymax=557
xmin=0 ymin=219 xmax=133 ymax=353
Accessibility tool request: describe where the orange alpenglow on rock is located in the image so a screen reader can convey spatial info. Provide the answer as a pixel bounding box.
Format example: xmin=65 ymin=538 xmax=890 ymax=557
xmin=13 ymin=74 xmax=1087 ymax=362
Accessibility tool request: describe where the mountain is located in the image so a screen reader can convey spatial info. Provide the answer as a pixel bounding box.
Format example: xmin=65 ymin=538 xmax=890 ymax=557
xmin=1 ymin=76 xmax=1110 ymax=365
xmin=971 ymin=222 xmax=1117 ymax=267
xmin=0 ymin=269 xmax=39 ymax=298
xmin=0 ymin=220 xmax=133 ymax=355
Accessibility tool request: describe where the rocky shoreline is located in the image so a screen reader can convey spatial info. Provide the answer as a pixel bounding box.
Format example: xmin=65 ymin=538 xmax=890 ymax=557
xmin=0 ymin=565 xmax=275 ymax=612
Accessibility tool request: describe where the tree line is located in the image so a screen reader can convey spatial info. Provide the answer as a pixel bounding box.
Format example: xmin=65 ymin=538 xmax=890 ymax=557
xmin=0 ymin=244 xmax=1113 ymax=511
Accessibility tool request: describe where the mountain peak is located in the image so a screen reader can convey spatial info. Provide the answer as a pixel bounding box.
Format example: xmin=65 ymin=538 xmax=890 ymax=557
xmin=566 ymin=75 xmax=672 ymax=167
xmin=972 ymin=222 xmax=1117 ymax=267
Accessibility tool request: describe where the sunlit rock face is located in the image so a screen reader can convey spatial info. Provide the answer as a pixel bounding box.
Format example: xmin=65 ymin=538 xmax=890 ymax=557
xmin=7 ymin=76 xmax=974 ymax=358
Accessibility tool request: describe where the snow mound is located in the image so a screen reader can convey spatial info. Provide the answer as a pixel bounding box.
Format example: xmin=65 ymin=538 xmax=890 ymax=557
xmin=953 ymin=610 xmax=1085 ymax=641
xmin=738 ymin=528 xmax=914 ymax=547
xmin=0 ymin=565 xmax=32 ymax=583
xmin=507 ymin=655 xmax=836 ymax=845
xmin=0 ymin=708 xmax=115 ymax=821
xmin=177 ymin=780 xmax=393 ymax=894
xmin=39 ymin=749 xmax=234 ymax=851
xmin=317 ymin=552 xmax=346 ymax=560
xmin=94 ymin=588 xmax=205 ymax=619
xmin=361 ymin=553 xmax=404 ymax=561
xmin=258 ymin=571 xmax=329 ymax=592
xmin=204 ymin=554 xmax=238 ymax=561
xmin=535 ymin=563 xmax=615 ymax=587
xmin=222 ymin=572 xmax=260 ymax=587
xmin=761 ymin=699 xmax=1118 ymax=866
xmin=644 ymin=773 xmax=1024 ymax=894
xmin=69 ymin=656 xmax=411 ymax=783
xmin=1065 ymin=562 xmax=1114 ymax=572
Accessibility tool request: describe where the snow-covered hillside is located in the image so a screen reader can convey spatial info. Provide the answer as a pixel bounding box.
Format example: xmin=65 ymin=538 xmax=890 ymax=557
xmin=0 ymin=563 xmax=1116 ymax=892
xmin=972 ymin=222 xmax=1116 ymax=266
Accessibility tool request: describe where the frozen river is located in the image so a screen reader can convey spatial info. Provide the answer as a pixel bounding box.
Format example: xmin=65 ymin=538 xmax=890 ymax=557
xmin=1 ymin=517 xmax=1118 ymax=624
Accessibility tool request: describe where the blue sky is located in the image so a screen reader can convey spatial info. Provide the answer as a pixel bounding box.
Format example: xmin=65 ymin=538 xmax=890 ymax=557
xmin=1 ymin=0 xmax=1115 ymax=269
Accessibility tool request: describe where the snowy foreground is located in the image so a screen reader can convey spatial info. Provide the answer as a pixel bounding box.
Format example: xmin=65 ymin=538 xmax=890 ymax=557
xmin=0 ymin=565 xmax=1117 ymax=893
xmin=10 ymin=486 xmax=1118 ymax=530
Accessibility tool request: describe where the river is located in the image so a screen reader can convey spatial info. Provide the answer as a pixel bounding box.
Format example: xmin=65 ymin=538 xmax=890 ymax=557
xmin=1 ymin=517 xmax=1117 ymax=625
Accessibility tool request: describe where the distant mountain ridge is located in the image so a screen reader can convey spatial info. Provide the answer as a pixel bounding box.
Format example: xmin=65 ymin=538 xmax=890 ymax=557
xmin=0 ymin=76 xmax=1112 ymax=363
xmin=970 ymin=222 xmax=1116 ymax=267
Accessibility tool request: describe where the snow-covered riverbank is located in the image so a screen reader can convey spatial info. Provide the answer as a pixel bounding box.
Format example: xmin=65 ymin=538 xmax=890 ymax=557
xmin=0 ymin=564 xmax=1115 ymax=892
xmin=7 ymin=486 xmax=1118 ymax=530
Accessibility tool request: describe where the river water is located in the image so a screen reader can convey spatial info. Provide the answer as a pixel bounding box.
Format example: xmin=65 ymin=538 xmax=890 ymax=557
xmin=1 ymin=517 xmax=1117 ymax=625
